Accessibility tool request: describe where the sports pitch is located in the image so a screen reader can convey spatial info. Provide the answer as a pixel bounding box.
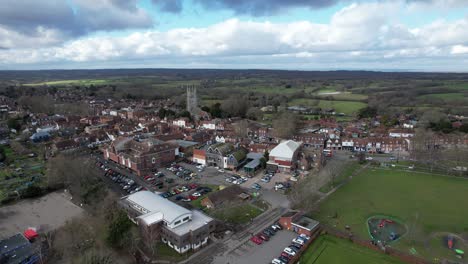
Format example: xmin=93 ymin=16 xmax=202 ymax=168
xmin=301 ymin=235 xmax=404 ymax=264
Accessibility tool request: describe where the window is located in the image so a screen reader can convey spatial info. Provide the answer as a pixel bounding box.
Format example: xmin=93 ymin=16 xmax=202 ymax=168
xmin=183 ymin=216 xmax=190 ymax=222
xmin=152 ymin=157 xmax=156 ymax=164
xmin=174 ymin=220 xmax=181 ymax=226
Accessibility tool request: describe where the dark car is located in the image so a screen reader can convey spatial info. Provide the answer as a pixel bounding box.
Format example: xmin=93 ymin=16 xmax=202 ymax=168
xmin=278 ymin=256 xmax=290 ymax=263
xmin=289 ymin=244 xmax=301 ymax=251
xmin=165 ymin=178 xmax=174 ymax=183
xmin=266 ymin=227 xmax=276 ymax=234
xmin=262 ymin=230 xmax=272 ymax=237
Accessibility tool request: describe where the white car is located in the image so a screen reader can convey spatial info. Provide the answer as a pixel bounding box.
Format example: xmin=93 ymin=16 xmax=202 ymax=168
xmin=192 ymin=192 xmax=202 ymax=197
xmin=299 ymin=234 xmax=310 ymax=240
xmin=365 ymin=157 xmax=373 ymax=161
xmin=283 ymin=247 xmax=297 ymax=256
xmin=290 ymin=176 xmax=298 ymax=182
xmin=271 ymin=259 xmax=285 ymax=264
xmin=292 ymin=237 xmax=305 ymax=245
xmin=218 ymin=169 xmax=225 ymax=173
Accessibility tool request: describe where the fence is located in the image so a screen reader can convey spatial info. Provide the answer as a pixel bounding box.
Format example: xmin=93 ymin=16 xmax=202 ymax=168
xmin=322 ymin=225 xmax=431 ymax=264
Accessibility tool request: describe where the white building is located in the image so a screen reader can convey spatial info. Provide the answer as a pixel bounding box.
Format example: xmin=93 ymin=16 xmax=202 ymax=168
xmin=121 ymin=191 xmax=214 ymax=253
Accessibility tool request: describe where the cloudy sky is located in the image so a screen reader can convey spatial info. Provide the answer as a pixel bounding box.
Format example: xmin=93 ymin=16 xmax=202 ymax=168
xmin=1 ymin=0 xmax=468 ymax=71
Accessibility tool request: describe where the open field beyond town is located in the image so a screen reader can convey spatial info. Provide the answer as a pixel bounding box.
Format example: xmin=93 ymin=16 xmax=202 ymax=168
xmin=314 ymin=167 xmax=468 ymax=261
xmin=301 ymin=235 xmax=405 ymax=264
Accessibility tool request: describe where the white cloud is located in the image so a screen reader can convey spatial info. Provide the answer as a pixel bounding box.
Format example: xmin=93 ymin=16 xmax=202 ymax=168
xmin=451 ymin=45 xmax=468 ymax=54
xmin=1 ymin=1 xmax=468 ymax=70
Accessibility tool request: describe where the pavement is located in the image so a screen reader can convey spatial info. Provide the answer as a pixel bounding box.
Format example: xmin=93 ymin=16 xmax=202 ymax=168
xmin=0 ymin=191 xmax=84 ymax=238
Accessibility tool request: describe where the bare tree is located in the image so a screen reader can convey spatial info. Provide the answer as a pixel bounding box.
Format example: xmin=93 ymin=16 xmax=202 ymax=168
xmin=273 ymin=112 xmax=298 ymax=139
xmin=233 ymin=119 xmax=248 ymax=138
xmin=221 ymin=95 xmax=250 ymax=117
xmin=411 ymin=128 xmax=441 ymax=172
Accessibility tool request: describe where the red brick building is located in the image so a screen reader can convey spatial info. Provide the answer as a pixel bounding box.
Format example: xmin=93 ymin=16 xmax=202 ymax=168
xmin=278 ymin=211 xmax=320 ymax=237
xmin=104 ymin=137 xmax=176 ymax=176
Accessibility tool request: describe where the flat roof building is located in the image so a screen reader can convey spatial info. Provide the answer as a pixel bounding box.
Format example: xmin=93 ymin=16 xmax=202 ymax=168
xmin=121 ymin=191 xmax=215 ymax=254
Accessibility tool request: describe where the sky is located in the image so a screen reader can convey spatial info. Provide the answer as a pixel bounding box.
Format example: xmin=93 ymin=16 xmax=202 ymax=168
xmin=1 ymin=0 xmax=468 ymax=71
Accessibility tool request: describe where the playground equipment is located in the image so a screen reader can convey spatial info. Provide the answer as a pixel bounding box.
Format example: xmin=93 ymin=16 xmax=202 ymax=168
xmin=447 ymin=236 xmax=454 ymax=249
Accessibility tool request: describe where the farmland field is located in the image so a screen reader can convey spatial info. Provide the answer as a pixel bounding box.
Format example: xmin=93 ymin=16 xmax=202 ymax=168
xmin=314 ymin=167 xmax=468 ymax=260
xmin=418 ymin=93 xmax=466 ymax=100
xmin=24 ymin=79 xmax=111 ymax=86
xmin=289 ymin=99 xmax=367 ymax=115
xmin=301 ymin=235 xmax=404 ymax=264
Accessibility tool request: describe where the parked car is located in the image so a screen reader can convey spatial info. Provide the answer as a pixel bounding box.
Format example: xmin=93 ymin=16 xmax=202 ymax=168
xmin=292 ymin=237 xmax=305 ymax=245
xmin=250 ymin=235 xmax=263 ymax=245
xmin=165 ymin=178 xmax=174 ymax=183
xmin=258 ymin=233 xmax=269 ymax=241
xmin=251 ymin=183 xmax=261 ymax=190
xmin=289 ymin=243 xmax=302 ymax=251
xmin=272 ymin=224 xmax=282 ymax=230
xmin=283 ymin=247 xmax=297 ymax=256
xmin=261 ymin=176 xmax=271 ymax=182
xmin=271 ymin=258 xmax=285 ymax=264
xmin=278 ymin=256 xmax=290 ymax=263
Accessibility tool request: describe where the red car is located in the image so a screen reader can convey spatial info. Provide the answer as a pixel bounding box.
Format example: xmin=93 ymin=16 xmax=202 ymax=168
xmin=189 ymin=183 xmax=198 ymax=189
xmin=189 ymin=195 xmax=199 ymax=200
xmin=258 ymin=233 xmax=269 ymax=241
xmin=250 ymin=235 xmax=263 ymax=245
xmin=280 ymin=252 xmax=292 ymax=259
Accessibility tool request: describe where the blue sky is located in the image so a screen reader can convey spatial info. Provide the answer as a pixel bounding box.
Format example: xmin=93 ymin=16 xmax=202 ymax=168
xmin=1 ymin=0 xmax=468 ymax=71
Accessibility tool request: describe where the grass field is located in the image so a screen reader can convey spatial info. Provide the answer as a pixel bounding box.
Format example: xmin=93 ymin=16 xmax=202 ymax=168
xmin=314 ymin=167 xmax=468 ymax=260
xmin=418 ymin=93 xmax=466 ymax=100
xmin=319 ymin=162 xmax=361 ymax=193
xmin=315 ymin=91 xmax=368 ymax=101
xmin=301 ymin=235 xmax=404 ymax=264
xmin=289 ymin=99 xmax=366 ymax=115
xmin=24 ymin=79 xmax=111 ymax=86
xmin=211 ymin=203 xmax=262 ymax=224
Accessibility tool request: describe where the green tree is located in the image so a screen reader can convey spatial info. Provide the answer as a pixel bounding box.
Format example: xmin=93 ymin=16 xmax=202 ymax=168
xmin=7 ymin=118 xmax=21 ymax=131
xmin=210 ymin=103 xmax=223 ymax=118
xmin=357 ymin=107 xmax=377 ymax=119
xmin=260 ymin=157 xmax=267 ymax=169
xmin=106 ymin=210 xmax=133 ymax=248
